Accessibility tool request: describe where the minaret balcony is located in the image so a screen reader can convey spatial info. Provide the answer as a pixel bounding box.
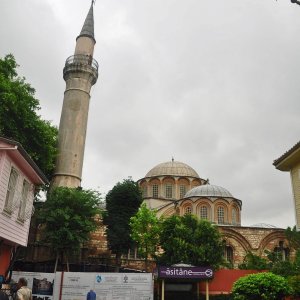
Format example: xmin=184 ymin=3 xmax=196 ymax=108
xmin=63 ymin=54 xmax=98 ymax=85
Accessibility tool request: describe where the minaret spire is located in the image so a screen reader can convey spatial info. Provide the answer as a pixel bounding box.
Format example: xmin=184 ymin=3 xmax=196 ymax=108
xmin=51 ymin=3 xmax=99 ymax=188
xmin=77 ymin=1 xmax=96 ymax=43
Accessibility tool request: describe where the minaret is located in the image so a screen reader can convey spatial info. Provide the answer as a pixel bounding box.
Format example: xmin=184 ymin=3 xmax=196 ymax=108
xmin=52 ymin=1 xmax=98 ymax=188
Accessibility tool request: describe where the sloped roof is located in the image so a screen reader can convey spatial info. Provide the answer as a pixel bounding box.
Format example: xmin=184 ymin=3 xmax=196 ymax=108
xmin=273 ymin=141 xmax=300 ymax=171
xmin=0 ymin=137 xmax=48 ymax=184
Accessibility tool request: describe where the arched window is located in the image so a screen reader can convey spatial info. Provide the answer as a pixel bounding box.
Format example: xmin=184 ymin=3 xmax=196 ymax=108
xmin=232 ymin=207 xmax=237 ymax=225
xmin=200 ymin=206 xmax=208 ymax=220
xmin=165 ymin=184 xmax=173 ymax=199
xmin=185 ymin=206 xmax=192 ymax=214
xmin=224 ymin=245 xmax=233 ymax=263
xmin=179 ymin=185 xmax=186 ymax=198
xmin=274 ymin=241 xmax=290 ymax=261
xmin=142 ymin=186 xmax=148 ymax=198
xmin=152 ymin=184 xmax=158 ymax=198
xmin=217 ymin=206 xmax=225 ymax=224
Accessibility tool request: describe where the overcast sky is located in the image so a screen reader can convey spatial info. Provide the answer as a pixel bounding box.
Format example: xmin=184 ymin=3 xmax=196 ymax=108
xmin=1 ymin=0 xmax=299 ymax=228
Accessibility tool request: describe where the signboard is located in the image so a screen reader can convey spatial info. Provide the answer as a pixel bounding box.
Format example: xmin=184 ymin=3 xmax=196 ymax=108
xmin=12 ymin=271 xmax=55 ymax=300
xmin=12 ymin=272 xmax=153 ymax=300
xmin=54 ymin=272 xmax=153 ymax=300
xmin=158 ymin=266 xmax=213 ymax=279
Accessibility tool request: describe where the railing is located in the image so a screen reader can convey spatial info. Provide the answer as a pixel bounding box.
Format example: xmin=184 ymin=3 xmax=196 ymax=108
xmin=65 ymin=54 xmax=99 ymax=72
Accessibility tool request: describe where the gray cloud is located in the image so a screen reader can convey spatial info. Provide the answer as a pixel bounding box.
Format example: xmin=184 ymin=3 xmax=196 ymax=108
xmin=0 ymin=0 xmax=299 ymax=229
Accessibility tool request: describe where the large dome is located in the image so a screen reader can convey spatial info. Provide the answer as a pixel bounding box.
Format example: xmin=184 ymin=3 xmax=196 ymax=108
xmin=184 ymin=184 xmax=233 ymax=198
xmin=145 ymin=160 xmax=199 ymax=178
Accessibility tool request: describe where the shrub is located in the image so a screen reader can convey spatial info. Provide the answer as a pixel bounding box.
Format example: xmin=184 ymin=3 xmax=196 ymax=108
xmin=232 ymin=272 xmax=291 ymax=300
xmin=288 ymin=275 xmax=300 ymax=297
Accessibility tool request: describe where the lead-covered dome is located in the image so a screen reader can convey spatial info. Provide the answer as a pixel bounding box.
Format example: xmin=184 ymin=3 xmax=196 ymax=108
xmin=145 ymin=160 xmax=199 ymax=178
xmin=184 ymin=184 xmax=233 ymax=198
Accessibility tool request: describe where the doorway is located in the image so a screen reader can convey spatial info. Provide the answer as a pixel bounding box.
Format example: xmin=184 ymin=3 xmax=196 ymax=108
xmin=164 ymin=282 xmax=198 ymax=300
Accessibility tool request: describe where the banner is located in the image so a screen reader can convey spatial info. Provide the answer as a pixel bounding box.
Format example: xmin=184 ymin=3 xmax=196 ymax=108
xmin=12 ymin=271 xmax=153 ymax=300
xmin=12 ymin=271 xmax=55 ymax=300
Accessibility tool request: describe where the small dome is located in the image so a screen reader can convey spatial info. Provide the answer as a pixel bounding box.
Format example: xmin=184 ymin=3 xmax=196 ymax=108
xmin=145 ymin=160 xmax=199 ymax=178
xmin=184 ymin=184 xmax=233 ymax=198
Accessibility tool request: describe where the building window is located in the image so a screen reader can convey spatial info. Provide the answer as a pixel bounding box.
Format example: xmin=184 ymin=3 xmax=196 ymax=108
xmin=152 ymin=184 xmax=158 ymax=198
xmin=200 ymin=206 xmax=208 ymax=220
xmin=126 ymin=245 xmax=141 ymax=259
xmin=185 ymin=206 xmax=192 ymax=214
xmin=4 ymin=167 xmax=19 ymax=213
xmin=217 ymin=206 xmax=225 ymax=224
xmin=142 ymin=186 xmax=148 ymax=198
xmin=165 ymin=184 xmax=173 ymax=199
xmin=224 ymin=245 xmax=233 ymax=263
xmin=274 ymin=241 xmax=290 ymax=261
xmin=232 ymin=208 xmax=237 ymax=225
xmin=18 ymin=180 xmax=30 ymax=221
xmin=179 ymin=185 xmax=186 ymax=198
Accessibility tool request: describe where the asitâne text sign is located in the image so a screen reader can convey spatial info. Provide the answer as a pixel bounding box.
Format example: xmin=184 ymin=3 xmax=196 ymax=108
xmin=158 ymin=266 xmax=213 ymax=279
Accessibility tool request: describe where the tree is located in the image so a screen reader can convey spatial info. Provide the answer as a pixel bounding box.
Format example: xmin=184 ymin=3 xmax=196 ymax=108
xmin=130 ymin=203 xmax=161 ymax=270
xmin=103 ymin=179 xmax=143 ymax=270
xmin=0 ymin=54 xmax=57 ymax=179
xmin=232 ymin=272 xmax=291 ymax=300
xmin=158 ymin=214 xmax=224 ymax=268
xmin=238 ymin=252 xmax=270 ymax=270
xmin=38 ymin=187 xmax=101 ymax=271
xmin=286 ymin=226 xmax=300 ymax=250
xmin=288 ymin=275 xmax=300 ymax=298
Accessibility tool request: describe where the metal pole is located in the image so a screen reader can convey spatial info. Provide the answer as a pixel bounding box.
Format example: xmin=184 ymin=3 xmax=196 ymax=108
xmin=162 ymin=279 xmax=165 ymax=300
xmin=206 ymin=280 xmax=209 ymax=300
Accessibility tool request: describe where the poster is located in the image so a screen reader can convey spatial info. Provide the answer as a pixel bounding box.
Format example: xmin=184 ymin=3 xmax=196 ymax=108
xmin=93 ymin=273 xmax=153 ymax=300
xmin=12 ymin=272 xmax=153 ymax=300
xmin=12 ymin=271 xmax=55 ymax=300
xmin=55 ymin=272 xmax=153 ymax=300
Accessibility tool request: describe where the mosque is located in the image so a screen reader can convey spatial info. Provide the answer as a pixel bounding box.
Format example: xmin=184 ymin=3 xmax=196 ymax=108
xmin=18 ymin=2 xmax=295 ymax=271
xmin=135 ymin=159 xmax=293 ymax=267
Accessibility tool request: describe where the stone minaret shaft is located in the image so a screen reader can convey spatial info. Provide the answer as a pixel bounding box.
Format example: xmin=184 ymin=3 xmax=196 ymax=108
xmin=52 ymin=2 xmax=98 ymax=188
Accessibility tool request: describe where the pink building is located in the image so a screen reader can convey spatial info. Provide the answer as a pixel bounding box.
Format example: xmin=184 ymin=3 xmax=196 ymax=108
xmin=0 ymin=137 xmax=48 ymax=277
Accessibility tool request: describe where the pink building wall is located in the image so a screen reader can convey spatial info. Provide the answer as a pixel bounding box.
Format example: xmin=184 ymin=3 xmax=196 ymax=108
xmin=0 ymin=138 xmax=47 ymax=276
xmin=0 ymin=146 xmax=34 ymax=246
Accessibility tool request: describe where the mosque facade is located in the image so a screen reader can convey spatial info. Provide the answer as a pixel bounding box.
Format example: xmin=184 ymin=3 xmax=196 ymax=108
xmin=136 ymin=160 xmax=293 ymax=267
xmin=17 ymin=1 xmax=295 ymax=271
xmin=23 ymin=159 xmax=293 ymax=270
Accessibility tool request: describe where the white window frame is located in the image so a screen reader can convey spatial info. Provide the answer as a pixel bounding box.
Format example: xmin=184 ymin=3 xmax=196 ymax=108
xmin=18 ymin=179 xmax=30 ymax=221
xmin=217 ymin=206 xmax=225 ymax=224
xmin=200 ymin=206 xmax=208 ymax=220
xmin=152 ymin=184 xmax=158 ymax=198
xmin=165 ymin=184 xmax=173 ymax=199
xmin=4 ymin=167 xmax=19 ymax=213
xmin=179 ymin=185 xmax=186 ymax=199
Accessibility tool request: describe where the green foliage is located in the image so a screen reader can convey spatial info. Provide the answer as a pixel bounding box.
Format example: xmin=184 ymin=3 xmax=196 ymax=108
xmin=130 ymin=203 xmax=161 ymax=264
xmin=0 ymin=54 xmax=58 ymax=179
xmin=38 ymin=187 xmax=101 ymax=254
xmin=286 ymin=226 xmax=300 ymax=250
xmin=103 ymin=179 xmax=143 ymax=258
xmin=288 ymin=275 xmax=300 ymax=297
xmin=238 ymin=252 xmax=270 ymax=270
xmin=232 ymin=272 xmax=291 ymax=300
xmin=158 ymin=214 xmax=224 ymax=268
xmin=269 ymin=250 xmax=300 ymax=280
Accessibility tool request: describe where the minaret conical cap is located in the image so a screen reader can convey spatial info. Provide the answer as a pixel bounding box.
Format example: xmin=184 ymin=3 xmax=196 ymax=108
xmin=77 ymin=2 xmax=96 ymax=43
